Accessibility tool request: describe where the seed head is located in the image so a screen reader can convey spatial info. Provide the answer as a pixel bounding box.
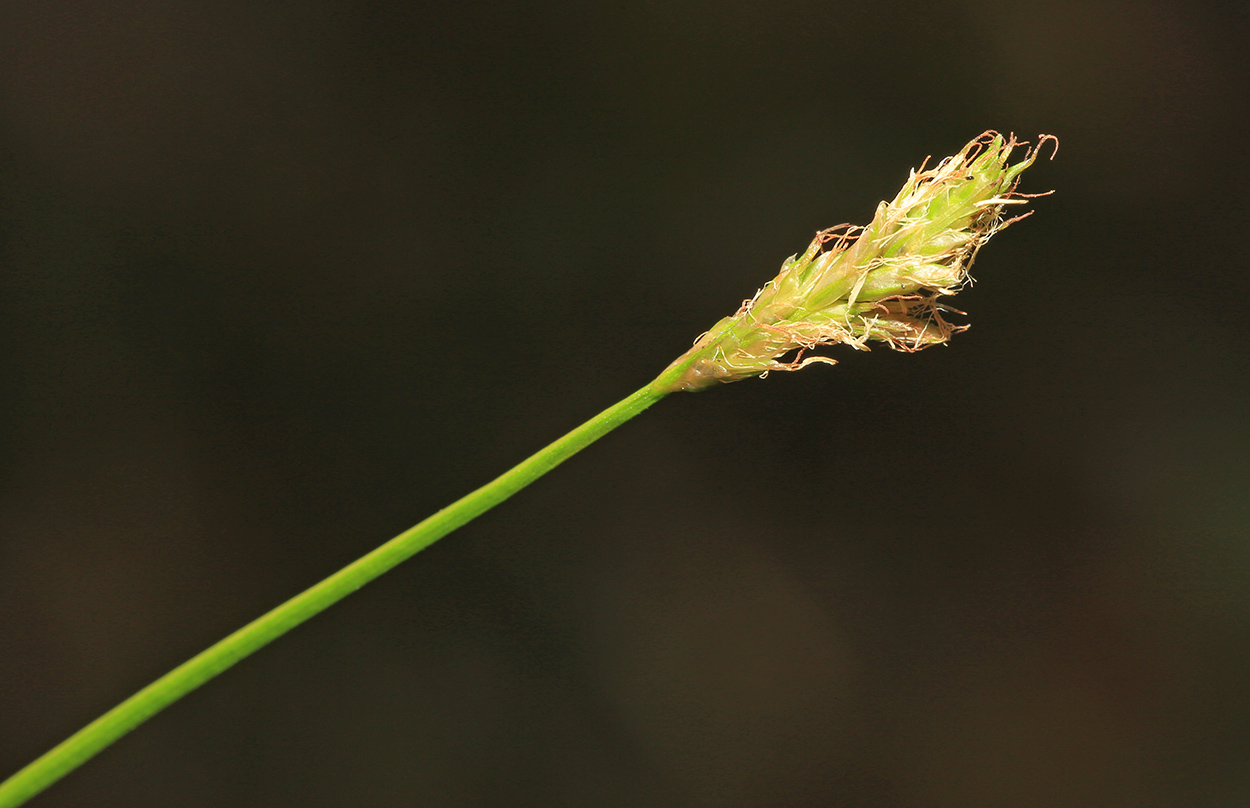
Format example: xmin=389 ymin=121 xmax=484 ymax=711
xmin=654 ymin=131 xmax=1056 ymax=392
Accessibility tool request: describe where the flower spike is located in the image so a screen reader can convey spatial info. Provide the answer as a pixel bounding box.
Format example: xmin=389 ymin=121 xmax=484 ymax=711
xmin=654 ymin=131 xmax=1056 ymax=392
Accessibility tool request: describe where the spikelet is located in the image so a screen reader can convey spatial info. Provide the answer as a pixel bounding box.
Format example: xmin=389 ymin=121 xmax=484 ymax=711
xmin=654 ymin=131 xmax=1056 ymax=392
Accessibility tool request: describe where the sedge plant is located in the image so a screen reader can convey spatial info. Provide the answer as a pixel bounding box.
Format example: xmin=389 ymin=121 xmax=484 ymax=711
xmin=0 ymin=130 xmax=1055 ymax=807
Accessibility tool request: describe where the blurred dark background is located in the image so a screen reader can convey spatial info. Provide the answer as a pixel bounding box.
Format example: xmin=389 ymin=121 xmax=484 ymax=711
xmin=2 ymin=1 xmax=1248 ymax=805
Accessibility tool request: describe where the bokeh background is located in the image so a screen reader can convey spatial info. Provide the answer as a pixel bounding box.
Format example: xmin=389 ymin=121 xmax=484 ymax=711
xmin=2 ymin=1 xmax=1248 ymax=805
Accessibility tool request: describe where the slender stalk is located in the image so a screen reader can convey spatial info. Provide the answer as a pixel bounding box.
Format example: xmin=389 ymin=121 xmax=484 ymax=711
xmin=0 ymin=384 xmax=668 ymax=808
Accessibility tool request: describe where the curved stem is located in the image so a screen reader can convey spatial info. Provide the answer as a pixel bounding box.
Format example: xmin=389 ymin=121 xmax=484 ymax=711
xmin=0 ymin=383 xmax=669 ymax=808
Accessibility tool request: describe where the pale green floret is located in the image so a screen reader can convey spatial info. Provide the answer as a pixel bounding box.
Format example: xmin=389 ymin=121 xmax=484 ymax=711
xmin=654 ymin=131 xmax=1054 ymax=392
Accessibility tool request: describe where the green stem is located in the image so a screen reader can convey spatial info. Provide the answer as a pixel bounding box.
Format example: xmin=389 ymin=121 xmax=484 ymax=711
xmin=0 ymin=383 xmax=669 ymax=808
